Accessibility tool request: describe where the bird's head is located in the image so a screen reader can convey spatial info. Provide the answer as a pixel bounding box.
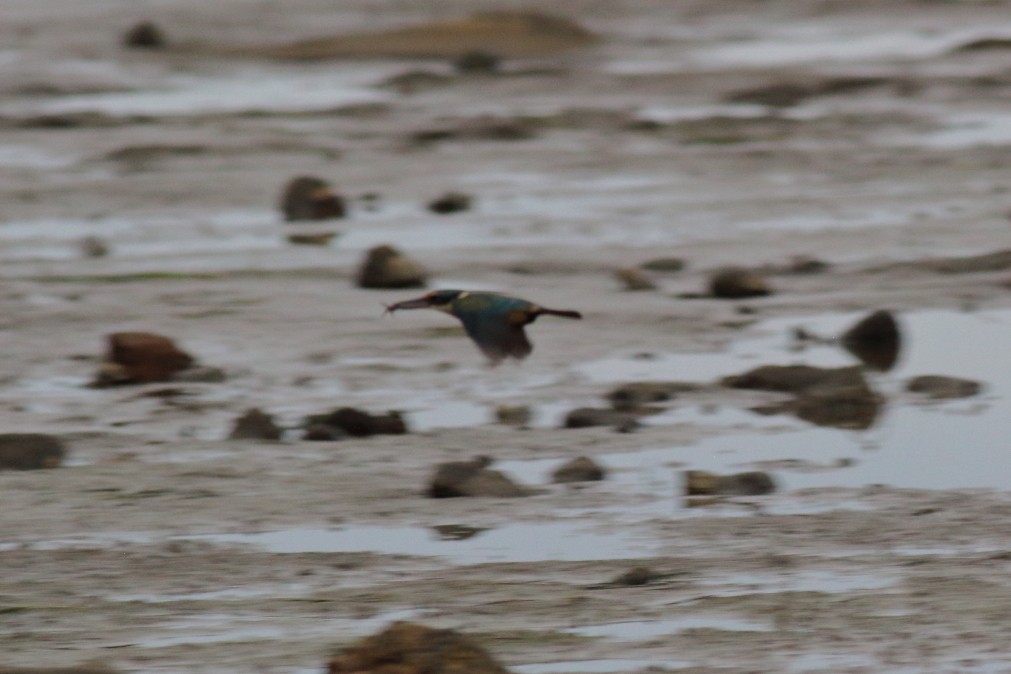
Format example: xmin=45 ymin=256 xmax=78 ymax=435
xmin=385 ymin=289 xmax=465 ymax=314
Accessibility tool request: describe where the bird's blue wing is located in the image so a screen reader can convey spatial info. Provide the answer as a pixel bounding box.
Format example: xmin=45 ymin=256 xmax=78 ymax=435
xmin=453 ymin=295 xmax=534 ymax=364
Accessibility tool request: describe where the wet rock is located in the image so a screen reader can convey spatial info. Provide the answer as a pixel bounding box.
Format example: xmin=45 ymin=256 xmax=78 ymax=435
xmin=563 ymin=407 xmax=639 ymax=432
xmin=611 ymin=566 xmax=660 ymax=586
xmin=794 ymin=383 xmax=881 ymax=430
xmin=286 ymin=231 xmax=337 ymax=246
xmin=841 ymin=310 xmax=901 ymax=371
xmin=907 ymin=375 xmax=982 ymax=399
xmin=280 ymin=176 xmax=346 ymax=221
xmin=123 ymin=21 xmax=166 ymax=49
xmin=326 ymin=621 xmax=510 ymax=674
xmin=229 ymin=408 xmax=283 ymax=441
xmin=614 ymin=267 xmax=657 ymax=291
xmin=0 ymin=433 xmax=66 ymax=470
xmin=304 ymin=407 xmax=408 ymax=439
xmin=454 ymin=49 xmax=501 ymax=74
xmin=640 ymin=257 xmax=685 ymax=272
xmin=79 ymin=235 xmax=110 ymax=258
xmin=722 ymin=364 xmax=867 ymax=394
xmin=94 ymin=332 xmax=195 ymax=386
xmin=951 ymin=37 xmax=1011 ymax=54
xmin=356 ymin=244 xmax=428 ymax=289
xmin=428 ymin=456 xmax=530 ymax=498
xmin=685 ymin=470 xmax=776 ymax=496
xmin=552 ymin=456 xmax=606 ymax=483
xmin=607 ymin=381 xmax=698 ymax=411
xmin=427 ymin=191 xmax=472 ymax=214
xmin=709 ymin=267 xmax=772 ymax=299
xmin=432 ymin=524 xmax=488 ymax=540
xmin=495 ymin=404 xmax=531 ymax=427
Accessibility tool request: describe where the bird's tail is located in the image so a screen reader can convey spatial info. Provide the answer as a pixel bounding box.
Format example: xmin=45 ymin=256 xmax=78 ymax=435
xmin=538 ymin=307 xmax=582 ymax=319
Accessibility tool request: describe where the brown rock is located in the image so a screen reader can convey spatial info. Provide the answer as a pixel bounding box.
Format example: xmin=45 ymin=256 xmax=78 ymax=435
xmin=304 ymin=407 xmax=407 ymax=439
xmin=685 ymin=470 xmax=776 ymax=496
xmin=286 ymin=231 xmax=338 ymax=246
xmin=907 ymin=375 xmax=982 ymax=399
xmin=428 ymin=192 xmax=472 ymax=214
xmin=123 ymin=21 xmax=166 ymax=49
xmin=326 ymin=621 xmax=510 ymax=674
xmin=552 ymin=456 xmax=606 ymax=483
xmin=563 ymin=407 xmax=639 ymax=432
xmin=229 ymin=408 xmax=283 ymax=441
xmin=794 ymin=383 xmax=881 ymax=430
xmin=640 ymin=257 xmax=685 ymax=272
xmin=356 ymin=245 xmax=428 ymax=289
xmin=709 ymin=267 xmax=772 ymax=299
xmin=428 ymin=456 xmax=529 ymax=498
xmin=614 ymin=267 xmax=657 ymax=291
xmin=495 ymin=405 xmax=531 ymax=427
xmin=722 ymin=364 xmax=867 ymax=394
xmin=0 ymin=434 xmax=66 ymax=470
xmin=454 ymin=49 xmax=501 ymax=74
xmin=280 ymin=176 xmax=346 ymax=221
xmin=97 ymin=332 xmax=195 ymax=385
xmin=841 ymin=309 xmax=901 ymax=371
xmin=611 ymin=566 xmax=660 ymax=586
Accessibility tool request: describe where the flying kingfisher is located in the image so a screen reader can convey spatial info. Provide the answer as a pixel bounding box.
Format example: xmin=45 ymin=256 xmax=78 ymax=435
xmin=385 ymin=290 xmax=582 ymax=365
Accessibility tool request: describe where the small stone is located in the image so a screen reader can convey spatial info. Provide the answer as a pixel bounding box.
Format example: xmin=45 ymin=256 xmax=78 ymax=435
xmin=286 ymin=231 xmax=337 ymax=246
xmin=454 ymin=49 xmax=502 ymax=74
xmin=79 ymin=236 xmax=110 ymax=258
xmin=685 ymin=470 xmax=776 ymax=496
xmin=640 ymin=257 xmax=685 ymax=272
xmin=428 ymin=456 xmax=529 ymax=498
xmin=612 ymin=566 xmax=659 ymax=586
xmin=907 ymin=375 xmax=982 ymax=399
xmin=123 ymin=21 xmax=166 ymax=49
xmin=427 ymin=191 xmax=472 ymax=214
xmin=356 ymin=244 xmax=428 ymax=289
xmin=229 ymin=408 xmax=283 ymax=441
xmin=0 ymin=433 xmax=66 ymax=470
xmin=607 ymin=381 xmax=696 ymax=411
xmin=614 ymin=267 xmax=657 ymax=291
xmin=788 ymin=255 xmax=830 ymax=274
xmin=552 ymin=456 xmax=606 ymax=483
xmin=563 ymin=407 xmax=639 ymax=431
xmin=709 ymin=267 xmax=772 ymax=299
xmin=303 ymin=407 xmax=407 ymax=439
xmin=495 ymin=405 xmax=531 ymax=427
xmin=95 ymin=332 xmax=195 ymax=386
xmin=722 ymin=364 xmax=867 ymax=394
xmin=280 ymin=176 xmax=346 ymax=221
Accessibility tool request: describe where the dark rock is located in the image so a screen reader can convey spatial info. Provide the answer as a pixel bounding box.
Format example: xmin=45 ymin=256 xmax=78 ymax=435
xmin=951 ymin=37 xmax=1011 ymax=54
xmin=327 ymin=621 xmax=510 ymax=674
xmin=428 ymin=191 xmax=472 ymax=214
xmin=722 ymin=364 xmax=867 ymax=394
xmin=0 ymin=433 xmax=66 ymax=470
xmin=286 ymin=231 xmax=337 ymax=246
xmin=907 ymin=375 xmax=982 ymax=399
xmin=229 ymin=408 xmax=283 ymax=441
xmin=302 ymin=423 xmax=348 ymax=441
xmin=123 ymin=21 xmax=166 ymax=49
xmin=428 ymin=456 xmax=530 ymax=498
xmin=608 ymin=381 xmax=697 ymax=411
xmin=432 ymin=524 xmax=488 ymax=540
xmin=454 ymin=49 xmax=502 ymax=74
xmin=95 ymin=332 xmax=195 ymax=386
xmin=305 ymin=407 xmax=408 ymax=439
xmin=794 ymin=383 xmax=881 ymax=430
xmin=611 ymin=566 xmax=660 ymax=586
xmin=787 ymin=255 xmax=830 ymax=274
xmin=724 ymin=82 xmax=813 ymax=107
xmin=841 ymin=310 xmax=901 ymax=371
xmin=79 ymin=235 xmax=110 ymax=258
xmin=640 ymin=257 xmax=685 ymax=272
xmin=280 ymin=176 xmax=346 ymax=221
xmin=356 ymin=244 xmax=428 ymax=289
xmin=709 ymin=267 xmax=772 ymax=299
xmin=614 ymin=267 xmax=657 ymax=291
xmin=552 ymin=456 xmax=606 ymax=483
xmin=926 ymin=249 xmax=1011 ymax=274
xmin=685 ymin=470 xmax=776 ymax=496
xmin=563 ymin=407 xmax=639 ymax=431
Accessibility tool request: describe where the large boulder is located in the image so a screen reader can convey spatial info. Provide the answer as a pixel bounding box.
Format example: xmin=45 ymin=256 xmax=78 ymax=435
xmin=356 ymin=245 xmax=428 ymax=289
xmin=95 ymin=332 xmax=195 ymax=385
xmin=327 ymin=621 xmax=511 ymax=674
xmin=0 ymin=434 xmax=66 ymax=470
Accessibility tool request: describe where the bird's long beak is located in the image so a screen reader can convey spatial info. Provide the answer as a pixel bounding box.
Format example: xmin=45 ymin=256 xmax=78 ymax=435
xmin=384 ymin=295 xmax=432 ymax=313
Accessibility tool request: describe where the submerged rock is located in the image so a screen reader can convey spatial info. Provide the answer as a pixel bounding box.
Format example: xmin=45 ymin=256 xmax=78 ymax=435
xmin=907 ymin=375 xmax=982 ymax=399
xmin=685 ymin=470 xmax=776 ymax=496
xmin=0 ymin=433 xmax=66 ymax=470
xmin=841 ymin=310 xmax=901 ymax=371
xmin=356 ymin=245 xmax=428 ymax=289
xmin=280 ymin=176 xmax=346 ymax=221
xmin=709 ymin=267 xmax=772 ymax=299
xmin=229 ymin=408 xmax=283 ymax=441
xmin=427 ymin=191 xmax=472 ymax=214
xmin=552 ymin=456 xmax=606 ymax=483
xmin=428 ymin=456 xmax=529 ymax=498
xmin=94 ymin=332 xmax=195 ymax=386
xmin=327 ymin=621 xmax=511 ymax=674
xmin=303 ymin=407 xmax=407 ymax=439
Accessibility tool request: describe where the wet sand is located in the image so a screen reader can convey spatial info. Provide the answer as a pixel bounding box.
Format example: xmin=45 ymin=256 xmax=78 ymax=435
xmin=3 ymin=0 xmax=1011 ymax=672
